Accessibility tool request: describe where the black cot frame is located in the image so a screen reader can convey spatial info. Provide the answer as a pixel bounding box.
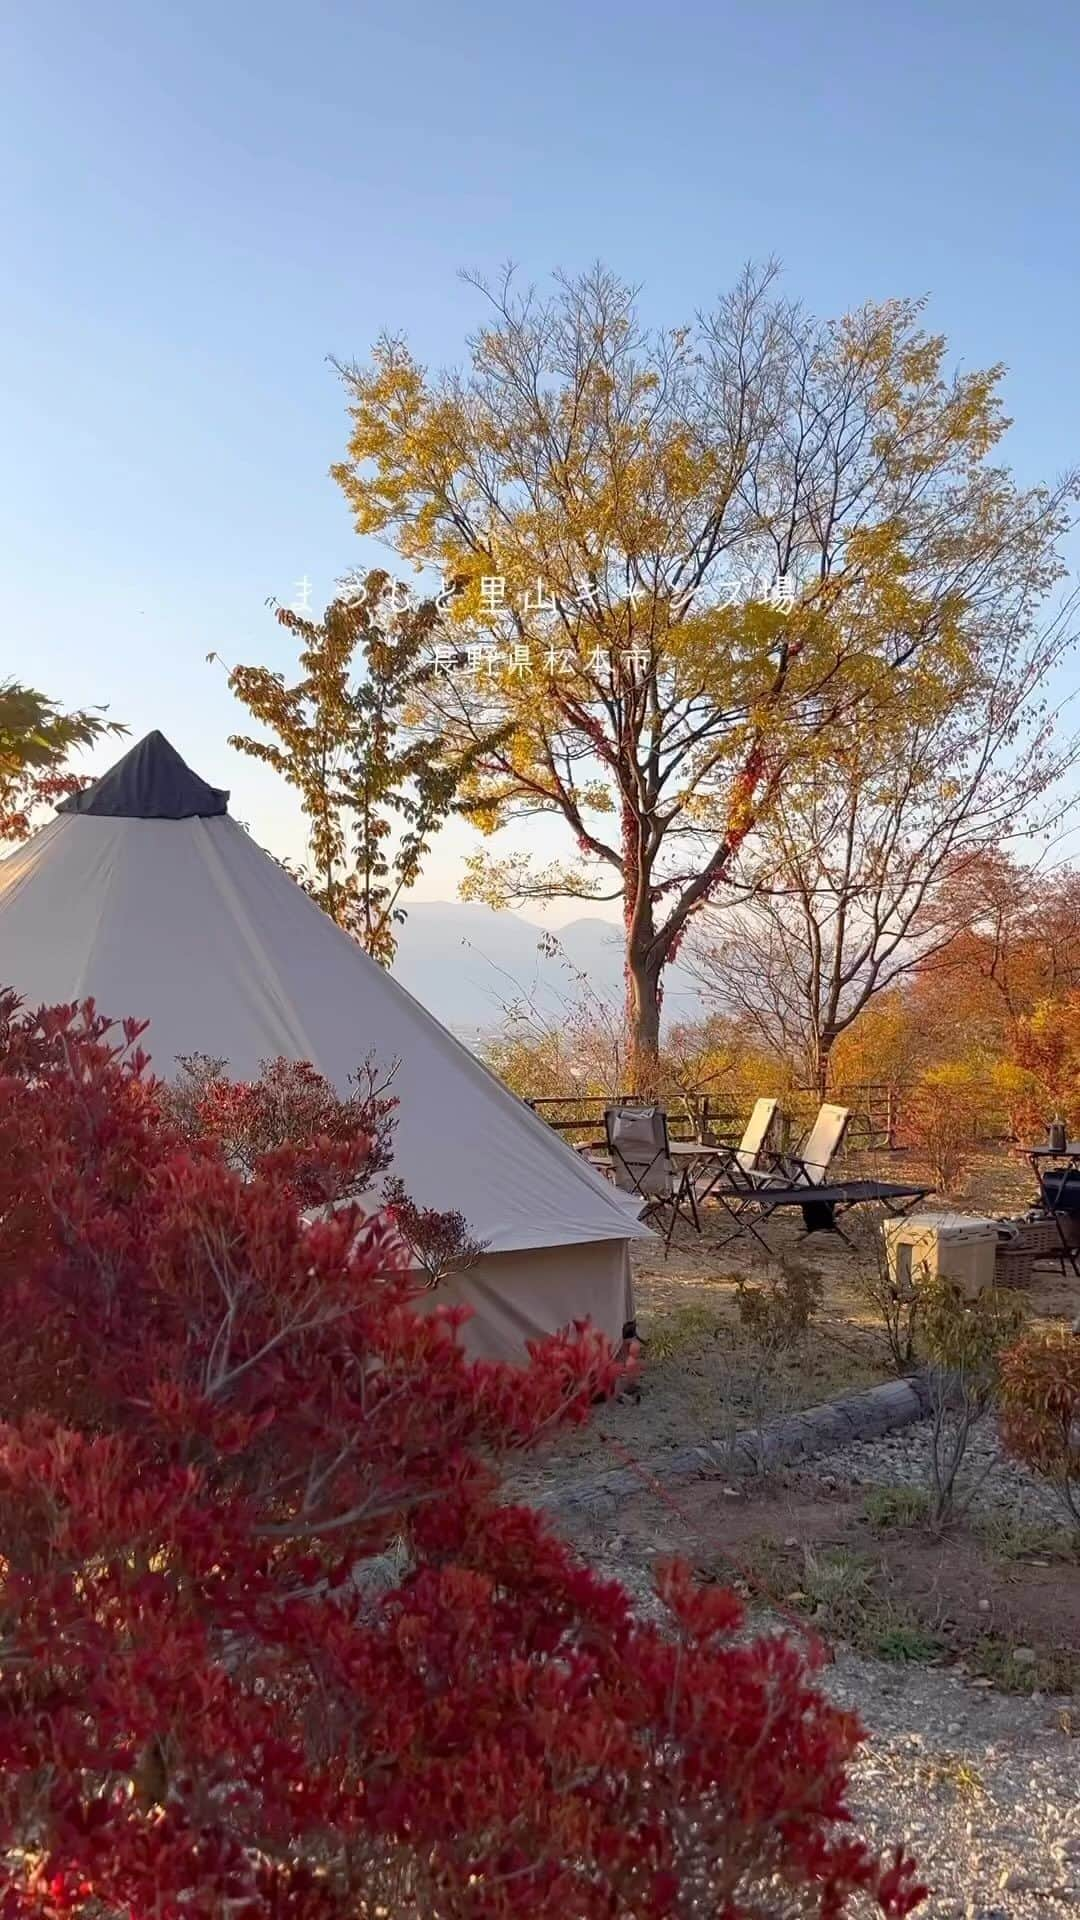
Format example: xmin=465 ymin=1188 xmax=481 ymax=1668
xmin=701 ymin=1173 xmax=933 ymax=1252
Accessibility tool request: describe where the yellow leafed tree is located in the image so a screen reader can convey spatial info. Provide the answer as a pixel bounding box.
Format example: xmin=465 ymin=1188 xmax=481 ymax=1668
xmin=333 ymin=263 xmax=1073 ymax=1076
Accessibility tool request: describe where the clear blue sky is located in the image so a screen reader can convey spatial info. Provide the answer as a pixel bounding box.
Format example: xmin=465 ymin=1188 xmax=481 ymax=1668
xmin=6 ymin=0 xmax=1080 ymax=900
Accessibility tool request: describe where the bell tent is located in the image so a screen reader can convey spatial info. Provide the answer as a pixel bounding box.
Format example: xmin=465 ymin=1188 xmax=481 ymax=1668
xmin=0 ymin=731 xmax=644 ymax=1360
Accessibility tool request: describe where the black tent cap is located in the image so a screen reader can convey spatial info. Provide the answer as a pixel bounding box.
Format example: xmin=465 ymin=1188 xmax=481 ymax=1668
xmin=58 ymin=731 xmax=230 ymax=820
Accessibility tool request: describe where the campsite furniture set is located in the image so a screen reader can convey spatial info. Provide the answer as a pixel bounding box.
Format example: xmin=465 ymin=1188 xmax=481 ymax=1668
xmin=576 ymin=1098 xmax=785 ymax=1250
xmin=931 ymin=1133 xmax=1080 ymax=1290
xmin=886 ymin=1203 xmax=1080 ymax=1298
xmin=586 ymin=1097 xmax=931 ymax=1252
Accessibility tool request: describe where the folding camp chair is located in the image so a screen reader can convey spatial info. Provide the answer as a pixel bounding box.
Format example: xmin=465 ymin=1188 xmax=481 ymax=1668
xmin=604 ymin=1105 xmax=700 ymax=1253
xmin=761 ymin=1102 xmax=851 ymax=1189
xmin=720 ymin=1101 xmax=930 ymax=1244
xmin=733 ymin=1097 xmax=784 ymax=1177
xmin=676 ymin=1097 xmax=785 ymax=1224
xmin=704 ymin=1102 xmax=934 ymax=1247
xmin=748 ymin=1102 xmax=851 ymax=1229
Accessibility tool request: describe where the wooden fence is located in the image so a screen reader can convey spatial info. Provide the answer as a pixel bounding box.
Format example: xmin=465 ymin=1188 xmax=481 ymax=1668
xmin=525 ymin=1084 xmax=902 ymax=1152
xmin=792 ymin=1084 xmax=899 ymax=1152
xmin=523 ymin=1093 xmax=736 ymax=1145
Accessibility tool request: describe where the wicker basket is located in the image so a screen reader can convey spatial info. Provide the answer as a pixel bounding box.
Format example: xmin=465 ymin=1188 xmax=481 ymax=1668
xmin=993 ymin=1214 xmax=1065 ymax=1289
xmin=994 ymin=1243 xmax=1035 ymax=1289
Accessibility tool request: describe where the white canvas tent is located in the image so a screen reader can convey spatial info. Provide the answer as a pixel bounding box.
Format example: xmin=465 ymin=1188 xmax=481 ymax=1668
xmin=0 ymin=732 xmax=646 ymax=1360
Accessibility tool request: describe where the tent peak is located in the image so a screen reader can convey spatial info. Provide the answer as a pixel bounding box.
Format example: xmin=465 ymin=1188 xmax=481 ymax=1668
xmin=57 ymin=731 xmax=230 ymax=820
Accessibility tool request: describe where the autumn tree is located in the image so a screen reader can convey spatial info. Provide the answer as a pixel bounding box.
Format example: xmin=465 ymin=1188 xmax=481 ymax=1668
xmin=1010 ymin=991 xmax=1080 ymax=1131
xmin=829 ymin=991 xmax=924 ymax=1098
xmin=688 ymin=604 xmax=1080 ymax=1094
xmin=333 ymin=262 xmax=1074 ymax=1075
xmin=218 ymin=572 xmax=505 ymax=964
xmin=913 ymin=852 xmax=1080 ymax=1043
xmin=0 ymin=679 xmax=125 ymax=842
xmin=903 ymin=855 xmax=1080 ymax=1131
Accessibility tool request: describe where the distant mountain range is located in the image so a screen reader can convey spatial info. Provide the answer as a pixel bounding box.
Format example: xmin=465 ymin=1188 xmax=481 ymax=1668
xmin=389 ymin=902 xmax=705 ymax=1040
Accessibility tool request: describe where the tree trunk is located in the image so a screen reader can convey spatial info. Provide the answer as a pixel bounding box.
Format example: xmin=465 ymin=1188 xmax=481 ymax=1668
xmin=810 ymin=1030 xmax=836 ymax=1099
xmin=627 ymin=949 xmax=663 ymax=1093
xmin=622 ymin=794 xmax=664 ymax=1093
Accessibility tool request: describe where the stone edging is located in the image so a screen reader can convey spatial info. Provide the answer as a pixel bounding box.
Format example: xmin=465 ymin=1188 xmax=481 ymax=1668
xmin=543 ymin=1374 xmax=933 ymax=1520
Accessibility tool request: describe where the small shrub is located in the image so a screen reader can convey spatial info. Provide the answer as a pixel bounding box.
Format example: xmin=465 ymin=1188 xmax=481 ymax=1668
xmin=919 ymin=1278 xmax=1024 ymax=1530
xmin=736 ymin=1254 xmax=823 ymax=1347
xmin=975 ymin=1508 xmax=1079 ymax=1563
xmin=863 ymin=1485 xmax=932 ymax=1531
xmin=800 ymin=1545 xmax=876 ymax=1637
xmin=999 ymin=1328 xmax=1080 ymax=1532
xmin=797 ymin=1548 xmax=940 ymax=1664
xmin=874 ymin=1621 xmax=943 ymax=1665
xmin=848 ymin=1216 xmax=920 ymax=1373
xmin=734 ymin=1538 xmax=941 ymax=1668
xmin=968 ymin=1636 xmax=1080 ymax=1696
xmin=732 ymin=1256 xmax=824 ymax=1471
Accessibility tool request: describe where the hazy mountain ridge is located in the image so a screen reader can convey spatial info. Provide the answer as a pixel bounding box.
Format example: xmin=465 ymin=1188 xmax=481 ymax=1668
xmin=390 ymin=902 xmax=704 ymax=1039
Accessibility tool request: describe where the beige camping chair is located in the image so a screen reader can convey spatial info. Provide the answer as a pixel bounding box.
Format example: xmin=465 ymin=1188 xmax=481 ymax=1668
xmin=604 ymin=1105 xmax=700 ymax=1252
xmin=758 ymin=1102 xmax=851 ymax=1189
xmin=675 ymin=1096 xmax=785 ymax=1227
xmin=733 ymin=1097 xmax=784 ymax=1177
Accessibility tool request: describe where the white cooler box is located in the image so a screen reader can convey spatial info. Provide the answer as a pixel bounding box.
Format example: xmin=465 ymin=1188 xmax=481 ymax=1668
xmin=883 ymin=1211 xmax=1001 ymax=1300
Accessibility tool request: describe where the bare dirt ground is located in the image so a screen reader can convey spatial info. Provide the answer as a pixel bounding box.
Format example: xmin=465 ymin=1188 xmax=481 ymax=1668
xmin=558 ymin=1472 xmax=1080 ymax=1697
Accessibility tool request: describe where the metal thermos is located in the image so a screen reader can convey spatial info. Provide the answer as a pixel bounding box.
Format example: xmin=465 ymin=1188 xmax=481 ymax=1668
xmin=1049 ymin=1117 xmax=1067 ymax=1153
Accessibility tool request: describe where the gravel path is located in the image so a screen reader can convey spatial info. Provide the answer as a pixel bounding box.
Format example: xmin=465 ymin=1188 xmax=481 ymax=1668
xmin=832 ymin=1649 xmax=1080 ymax=1918
xmin=819 ymin=1417 xmax=1073 ymax=1532
xmin=571 ymin=1512 xmax=1080 ymax=1919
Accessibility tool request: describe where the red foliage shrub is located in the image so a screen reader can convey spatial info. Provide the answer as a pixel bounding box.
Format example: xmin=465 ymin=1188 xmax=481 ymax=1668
xmin=166 ymin=1049 xmax=398 ymax=1205
xmin=0 ymin=993 xmax=925 ymax=1917
xmin=382 ymin=1174 xmax=488 ymax=1286
xmin=1000 ymin=1327 xmax=1080 ymax=1531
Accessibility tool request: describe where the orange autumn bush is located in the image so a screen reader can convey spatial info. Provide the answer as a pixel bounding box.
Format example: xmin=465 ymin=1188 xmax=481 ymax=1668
xmin=1000 ymin=1329 xmax=1080 ymax=1533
